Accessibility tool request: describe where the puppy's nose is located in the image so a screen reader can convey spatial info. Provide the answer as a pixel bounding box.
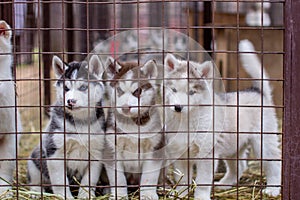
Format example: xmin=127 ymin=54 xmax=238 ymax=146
xmin=67 ymin=99 xmax=77 ymax=106
xmin=174 ymin=105 xmax=183 ymax=112
xmin=121 ymin=104 xmax=131 ymax=114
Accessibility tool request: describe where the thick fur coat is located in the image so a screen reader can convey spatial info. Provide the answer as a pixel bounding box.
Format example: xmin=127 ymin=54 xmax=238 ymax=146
xmin=163 ymin=40 xmax=281 ymax=199
xmin=104 ymin=58 xmax=164 ymax=199
xmin=27 ymin=55 xmax=106 ymax=198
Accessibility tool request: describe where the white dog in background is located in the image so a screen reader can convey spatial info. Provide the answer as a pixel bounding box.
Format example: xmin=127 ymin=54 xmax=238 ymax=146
xmin=0 ymin=20 xmax=22 ymax=194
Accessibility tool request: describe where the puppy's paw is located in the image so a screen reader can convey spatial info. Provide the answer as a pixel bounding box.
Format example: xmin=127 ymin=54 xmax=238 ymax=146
xmin=140 ymin=191 xmax=159 ymax=200
xmin=193 ymin=193 xmax=211 ymax=200
xmin=77 ymin=188 xmax=95 ymax=199
xmin=109 ymin=189 xmax=128 ymax=200
xmin=214 ymin=179 xmax=236 ymax=190
xmin=263 ymin=187 xmax=281 ymax=197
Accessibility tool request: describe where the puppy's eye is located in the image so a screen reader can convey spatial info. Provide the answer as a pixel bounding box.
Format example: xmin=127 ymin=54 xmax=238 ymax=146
xmin=64 ymin=86 xmax=70 ymax=92
xmin=189 ymin=90 xmax=196 ymax=95
xmin=171 ymin=88 xmax=177 ymax=93
xmin=79 ymin=85 xmax=88 ymax=91
xmin=117 ymin=87 xmax=124 ymax=96
xmin=133 ymin=87 xmax=142 ymax=98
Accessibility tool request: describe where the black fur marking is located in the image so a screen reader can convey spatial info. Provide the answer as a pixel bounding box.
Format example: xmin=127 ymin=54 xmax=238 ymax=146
xmin=56 ymin=61 xmax=99 ymax=87
xmin=242 ymin=86 xmax=261 ymax=94
xmin=131 ymin=111 xmax=151 ymax=126
xmin=31 ymin=147 xmax=50 ymax=180
xmin=45 ymin=134 xmax=58 ymax=157
xmin=49 ymin=116 xmax=61 ymax=131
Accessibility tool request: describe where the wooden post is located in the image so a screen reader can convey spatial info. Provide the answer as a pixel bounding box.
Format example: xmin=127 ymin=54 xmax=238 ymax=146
xmin=0 ymin=3 xmax=13 ymax=25
xmin=283 ymin=0 xmax=300 ymax=199
xmin=203 ymin=1 xmax=212 ymax=59
xmin=42 ymin=0 xmax=51 ymax=115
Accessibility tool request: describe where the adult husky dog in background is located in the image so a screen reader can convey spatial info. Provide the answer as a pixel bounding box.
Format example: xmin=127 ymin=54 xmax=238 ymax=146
xmin=27 ymin=55 xmax=106 ymax=198
xmin=104 ymin=57 xmax=163 ymax=199
xmin=0 ymin=20 xmax=22 ymax=194
xmin=163 ymin=39 xmax=281 ymax=199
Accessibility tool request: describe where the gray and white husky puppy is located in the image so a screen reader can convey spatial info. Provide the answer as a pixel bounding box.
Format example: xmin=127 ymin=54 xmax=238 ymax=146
xmin=0 ymin=20 xmax=22 ymax=194
xmin=27 ymin=55 xmax=106 ymax=198
xmin=163 ymin=40 xmax=281 ymax=199
xmin=104 ymin=57 xmax=163 ymax=199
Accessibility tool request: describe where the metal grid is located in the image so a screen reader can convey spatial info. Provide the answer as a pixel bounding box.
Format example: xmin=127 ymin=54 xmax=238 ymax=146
xmin=0 ymin=0 xmax=292 ymax=199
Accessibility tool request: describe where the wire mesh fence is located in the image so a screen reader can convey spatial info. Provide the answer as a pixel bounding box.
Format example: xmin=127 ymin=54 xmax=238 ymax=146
xmin=0 ymin=0 xmax=289 ymax=199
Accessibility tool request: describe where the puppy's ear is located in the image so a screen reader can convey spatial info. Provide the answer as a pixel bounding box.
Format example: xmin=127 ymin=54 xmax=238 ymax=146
xmin=105 ymin=57 xmax=121 ymax=79
xmin=88 ymin=55 xmax=104 ymax=78
xmin=196 ymin=61 xmax=214 ymax=79
xmin=0 ymin=20 xmax=11 ymax=40
xmin=141 ymin=60 xmax=158 ymax=79
xmin=52 ymin=56 xmax=67 ymax=78
xmin=164 ymin=53 xmax=179 ymax=71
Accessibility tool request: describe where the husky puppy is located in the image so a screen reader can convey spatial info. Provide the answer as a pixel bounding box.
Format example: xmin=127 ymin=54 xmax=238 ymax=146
xmin=163 ymin=40 xmax=281 ymax=199
xmin=104 ymin=57 xmax=163 ymax=199
xmin=0 ymin=20 xmax=22 ymax=194
xmin=27 ymin=55 xmax=106 ymax=198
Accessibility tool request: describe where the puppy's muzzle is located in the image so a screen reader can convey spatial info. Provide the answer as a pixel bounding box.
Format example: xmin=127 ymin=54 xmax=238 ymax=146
xmin=174 ymin=105 xmax=183 ymax=112
xmin=67 ymin=99 xmax=77 ymax=109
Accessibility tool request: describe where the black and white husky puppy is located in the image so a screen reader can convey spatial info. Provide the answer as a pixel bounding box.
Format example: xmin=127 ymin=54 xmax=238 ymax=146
xmin=104 ymin=57 xmax=163 ymax=199
xmin=27 ymin=55 xmax=106 ymax=198
xmin=163 ymin=40 xmax=281 ymax=199
xmin=0 ymin=20 xmax=22 ymax=194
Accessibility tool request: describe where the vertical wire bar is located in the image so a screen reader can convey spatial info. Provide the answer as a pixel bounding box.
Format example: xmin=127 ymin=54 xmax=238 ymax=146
xmin=38 ymin=2 xmax=50 ymax=198
xmin=211 ymin=0 xmax=216 ymax=198
xmin=12 ymin=1 xmax=19 ymax=198
xmin=209 ymin=0 xmax=216 ymax=199
xmin=38 ymin=0 xmax=44 ymax=197
xmin=161 ymin=1 xmax=165 ymax=196
xmin=236 ymin=0 xmax=240 ymax=198
xmin=187 ymin=2 xmax=197 ymax=194
xmin=186 ymin=0 xmax=191 ymax=194
xmin=61 ymin=0 xmax=68 ymax=196
xmin=112 ymin=0 xmax=117 ymax=196
xmin=259 ymin=0 xmax=264 ymax=197
xmin=84 ymin=0 xmax=91 ymax=196
xmin=136 ymin=0 xmax=141 ymax=197
xmin=86 ymin=0 xmax=91 ymax=196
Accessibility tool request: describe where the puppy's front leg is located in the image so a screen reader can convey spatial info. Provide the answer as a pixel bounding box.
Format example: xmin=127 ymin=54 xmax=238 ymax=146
xmin=0 ymin=160 xmax=14 ymax=194
xmin=194 ymin=159 xmax=214 ymax=200
xmin=47 ymin=158 xmax=73 ymax=198
xmin=78 ymin=161 xmax=102 ymax=198
xmin=105 ymin=161 xmax=128 ymax=199
xmin=140 ymin=159 xmax=161 ymax=200
xmin=172 ymin=159 xmax=193 ymax=197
